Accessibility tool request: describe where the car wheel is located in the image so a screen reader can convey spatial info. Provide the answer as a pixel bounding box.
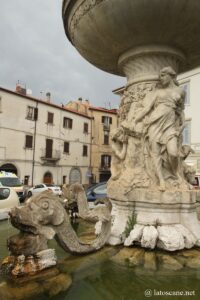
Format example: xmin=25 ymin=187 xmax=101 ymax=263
xmin=27 ymin=191 xmax=32 ymax=198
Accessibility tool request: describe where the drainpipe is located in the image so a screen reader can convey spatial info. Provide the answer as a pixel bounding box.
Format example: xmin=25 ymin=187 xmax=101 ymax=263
xmin=31 ymin=102 xmax=38 ymax=186
xmin=89 ymin=115 xmax=94 ymax=184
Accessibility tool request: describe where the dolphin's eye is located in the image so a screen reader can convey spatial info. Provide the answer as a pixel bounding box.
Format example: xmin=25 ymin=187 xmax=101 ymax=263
xmin=42 ymin=201 xmax=49 ymax=210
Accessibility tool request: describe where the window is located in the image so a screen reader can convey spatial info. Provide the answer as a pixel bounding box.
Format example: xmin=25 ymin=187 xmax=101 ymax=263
xmin=102 ymin=116 xmax=112 ymax=130
xmin=101 ymin=155 xmax=111 ymax=168
xmin=24 ymin=175 xmax=29 ymax=185
xmin=83 ymin=122 xmax=89 ymax=133
xmin=181 ymin=82 xmax=190 ymax=105
xmin=63 ymin=176 xmax=66 ymax=184
xmin=182 ymin=121 xmax=191 ymax=145
xmin=83 ymin=145 xmax=88 ymax=156
xmin=27 ymin=106 xmax=34 ymax=120
xmin=25 ymin=135 xmax=33 ymax=148
xmin=104 ymin=131 xmax=109 ymax=145
xmin=0 ymin=188 xmax=10 ymax=200
xmin=0 ymin=96 xmax=2 ymax=113
xmin=47 ymin=112 xmax=54 ymax=124
xmin=26 ymin=106 xmax=38 ymax=120
xmin=45 ymin=139 xmax=53 ymax=158
xmin=64 ymin=142 xmax=70 ymax=154
xmin=63 ymin=117 xmax=73 ymax=129
xmin=34 ymin=184 xmax=44 ymax=189
xmin=102 ymin=116 xmax=112 ymax=125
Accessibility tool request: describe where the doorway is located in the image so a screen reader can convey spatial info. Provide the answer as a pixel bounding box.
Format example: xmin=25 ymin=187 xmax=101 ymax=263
xmin=0 ymin=163 xmax=18 ymax=175
xmin=43 ymin=172 xmax=53 ymax=184
xmin=69 ymin=167 xmax=81 ymax=184
xmin=45 ymin=139 xmax=53 ymax=158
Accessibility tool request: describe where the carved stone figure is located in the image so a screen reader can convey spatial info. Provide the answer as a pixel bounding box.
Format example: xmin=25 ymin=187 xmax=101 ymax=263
xmin=0 ymin=188 xmax=112 ymax=276
xmin=8 ymin=191 xmax=111 ymax=255
xmin=110 ymin=127 xmax=127 ymax=180
xmin=69 ymin=183 xmax=112 ymax=234
xmin=106 ymin=67 xmax=200 ymax=249
xmin=180 ymin=145 xmax=196 ymax=186
xmin=122 ymin=67 xmax=186 ymax=191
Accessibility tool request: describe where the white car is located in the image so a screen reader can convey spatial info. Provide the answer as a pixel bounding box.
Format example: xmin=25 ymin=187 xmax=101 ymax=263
xmin=0 ymin=186 xmax=20 ymax=220
xmin=27 ymin=184 xmax=62 ymax=198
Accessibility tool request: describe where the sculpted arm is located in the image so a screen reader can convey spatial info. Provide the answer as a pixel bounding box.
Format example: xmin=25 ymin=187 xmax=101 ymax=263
xmin=112 ymin=142 xmax=127 ymax=160
xmin=135 ymin=92 xmax=156 ymax=123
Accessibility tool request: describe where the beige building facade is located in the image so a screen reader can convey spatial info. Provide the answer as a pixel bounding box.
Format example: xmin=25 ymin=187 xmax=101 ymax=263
xmin=0 ymin=87 xmax=92 ymax=186
xmin=65 ymin=99 xmax=118 ymax=183
xmin=178 ymin=67 xmax=200 ymax=173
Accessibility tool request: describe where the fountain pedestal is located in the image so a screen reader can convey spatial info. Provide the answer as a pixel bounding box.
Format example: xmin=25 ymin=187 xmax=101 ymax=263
xmin=62 ymin=0 xmax=200 ymax=251
xmin=108 ymin=181 xmax=200 ymax=250
xmin=106 ymin=45 xmax=200 ymax=250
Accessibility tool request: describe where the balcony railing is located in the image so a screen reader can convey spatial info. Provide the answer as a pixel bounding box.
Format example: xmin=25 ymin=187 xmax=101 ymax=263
xmin=40 ymin=149 xmax=61 ymax=162
xmin=103 ymin=124 xmax=110 ymax=131
xmin=99 ymin=164 xmax=111 ymax=172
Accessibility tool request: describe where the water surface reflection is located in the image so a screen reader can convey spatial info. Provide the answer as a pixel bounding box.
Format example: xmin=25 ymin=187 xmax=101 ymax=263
xmin=0 ymin=219 xmax=200 ymax=300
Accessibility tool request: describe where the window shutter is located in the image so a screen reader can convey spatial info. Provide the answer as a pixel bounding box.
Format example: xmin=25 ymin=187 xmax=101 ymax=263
xmin=64 ymin=142 xmax=69 ymax=153
xmin=34 ymin=108 xmax=38 ymax=120
xmin=47 ymin=112 xmax=54 ymax=124
xmin=25 ymin=135 xmax=33 ymax=148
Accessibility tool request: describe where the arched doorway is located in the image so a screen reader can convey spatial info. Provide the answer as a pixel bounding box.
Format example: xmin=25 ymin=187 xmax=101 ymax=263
xmin=43 ymin=172 xmax=53 ymax=184
xmin=0 ymin=163 xmax=18 ymax=175
xmin=69 ymin=167 xmax=82 ymax=184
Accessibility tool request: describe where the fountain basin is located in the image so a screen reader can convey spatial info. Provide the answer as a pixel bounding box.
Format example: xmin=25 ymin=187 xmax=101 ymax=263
xmin=63 ymin=0 xmax=200 ymax=76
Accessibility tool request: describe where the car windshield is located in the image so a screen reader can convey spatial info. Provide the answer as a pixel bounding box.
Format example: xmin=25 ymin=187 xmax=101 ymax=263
xmin=93 ymin=184 xmax=107 ymax=194
xmin=46 ymin=184 xmax=59 ymax=188
xmin=0 ymin=177 xmax=22 ymax=187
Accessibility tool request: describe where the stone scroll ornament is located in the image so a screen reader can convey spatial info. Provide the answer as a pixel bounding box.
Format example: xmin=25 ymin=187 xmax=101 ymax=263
xmin=0 ymin=189 xmax=111 ymax=277
xmin=110 ymin=67 xmax=195 ymax=192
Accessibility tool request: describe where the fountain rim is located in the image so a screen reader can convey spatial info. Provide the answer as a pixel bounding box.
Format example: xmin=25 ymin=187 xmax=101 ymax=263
xmin=62 ymin=0 xmax=200 ymax=76
xmin=62 ymin=0 xmax=74 ymax=44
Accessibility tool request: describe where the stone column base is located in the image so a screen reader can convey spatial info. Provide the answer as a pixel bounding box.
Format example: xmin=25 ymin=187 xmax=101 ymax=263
xmin=0 ymin=249 xmax=57 ymax=277
xmin=108 ymin=187 xmax=200 ymax=251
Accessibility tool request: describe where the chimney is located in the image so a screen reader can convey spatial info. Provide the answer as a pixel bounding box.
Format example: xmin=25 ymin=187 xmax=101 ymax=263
xmin=46 ymin=92 xmax=51 ymax=102
xmin=16 ymin=84 xmax=26 ymax=95
xmin=84 ymin=99 xmax=90 ymax=106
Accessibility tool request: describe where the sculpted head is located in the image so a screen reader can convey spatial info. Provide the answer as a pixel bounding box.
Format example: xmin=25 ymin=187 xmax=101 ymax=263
xmin=159 ymin=67 xmax=178 ymax=87
xmin=10 ymin=191 xmax=66 ymax=239
xmin=69 ymin=183 xmax=84 ymax=200
xmin=111 ymin=127 xmax=127 ymax=143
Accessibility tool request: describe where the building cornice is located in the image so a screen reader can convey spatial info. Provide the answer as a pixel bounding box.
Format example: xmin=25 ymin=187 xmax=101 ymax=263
xmin=0 ymin=86 xmax=92 ymax=120
xmin=89 ymin=106 xmax=117 ymax=114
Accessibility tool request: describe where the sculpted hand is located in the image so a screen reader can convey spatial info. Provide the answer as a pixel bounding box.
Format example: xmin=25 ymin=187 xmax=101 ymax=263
xmin=121 ymin=120 xmax=129 ymax=130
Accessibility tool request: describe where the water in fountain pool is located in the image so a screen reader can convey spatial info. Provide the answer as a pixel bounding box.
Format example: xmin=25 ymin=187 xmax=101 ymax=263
xmin=1 ymin=219 xmax=200 ymax=300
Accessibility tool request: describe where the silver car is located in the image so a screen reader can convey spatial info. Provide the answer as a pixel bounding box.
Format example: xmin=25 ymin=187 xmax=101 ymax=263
xmin=27 ymin=183 xmax=62 ymax=198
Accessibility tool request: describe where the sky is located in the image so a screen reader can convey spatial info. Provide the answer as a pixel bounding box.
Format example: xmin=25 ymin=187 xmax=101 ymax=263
xmin=0 ymin=0 xmax=125 ymax=108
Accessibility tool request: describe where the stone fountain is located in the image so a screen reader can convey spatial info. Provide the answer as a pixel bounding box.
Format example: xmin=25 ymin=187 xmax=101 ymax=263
xmin=62 ymin=0 xmax=200 ymax=251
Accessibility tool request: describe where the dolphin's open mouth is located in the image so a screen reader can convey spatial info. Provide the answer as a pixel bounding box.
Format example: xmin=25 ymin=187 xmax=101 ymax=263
xmin=9 ymin=212 xmax=38 ymax=235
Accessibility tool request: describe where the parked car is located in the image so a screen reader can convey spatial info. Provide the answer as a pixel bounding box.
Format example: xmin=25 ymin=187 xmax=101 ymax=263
xmin=27 ymin=184 xmax=62 ymax=198
xmin=0 ymin=171 xmax=24 ymax=203
xmin=0 ymin=186 xmax=20 ymax=220
xmin=86 ymin=182 xmax=107 ymax=202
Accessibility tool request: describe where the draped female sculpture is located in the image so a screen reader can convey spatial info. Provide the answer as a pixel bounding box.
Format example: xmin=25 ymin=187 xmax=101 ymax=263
xmin=134 ymin=67 xmax=185 ymax=190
